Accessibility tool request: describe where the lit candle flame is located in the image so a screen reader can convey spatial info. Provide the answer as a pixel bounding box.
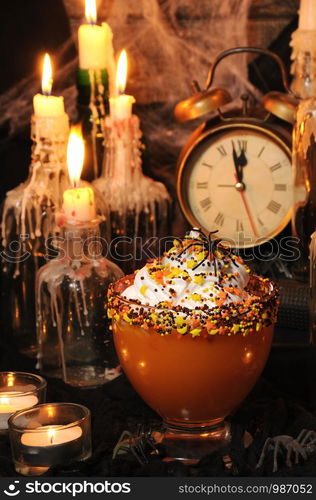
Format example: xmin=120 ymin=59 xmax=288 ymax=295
xmin=116 ymin=50 xmax=128 ymax=95
xmin=85 ymin=0 xmax=97 ymax=24
xmin=67 ymin=126 xmax=85 ymax=188
xmin=48 ymin=428 xmax=55 ymax=444
xmin=42 ymin=53 xmax=53 ymax=96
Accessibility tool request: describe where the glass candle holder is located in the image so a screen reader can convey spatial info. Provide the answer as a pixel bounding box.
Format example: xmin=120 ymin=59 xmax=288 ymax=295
xmin=0 ymin=114 xmax=69 ymax=357
xmin=8 ymin=403 xmax=91 ymax=476
xmin=93 ymin=115 xmax=172 ymax=275
xmin=0 ymin=372 xmax=46 ymax=433
xmin=36 ymin=217 xmax=123 ymax=387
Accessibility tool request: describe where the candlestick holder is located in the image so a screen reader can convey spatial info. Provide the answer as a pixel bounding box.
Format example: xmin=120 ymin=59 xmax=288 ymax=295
xmin=290 ymin=29 xmax=316 ymax=98
xmin=0 ymin=372 xmax=46 ymax=433
xmin=9 ymin=402 xmax=91 ymax=476
xmin=93 ymin=115 xmax=172 ymax=274
xmin=0 ymin=115 xmax=69 ymax=356
xmin=292 ymin=98 xmax=316 ymax=279
xmin=36 ymin=216 xmax=123 ymax=387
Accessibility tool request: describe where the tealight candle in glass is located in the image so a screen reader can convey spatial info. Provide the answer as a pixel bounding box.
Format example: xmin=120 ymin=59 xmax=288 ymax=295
xmin=0 ymin=372 xmax=46 ymax=433
xmin=9 ymin=403 xmax=91 ymax=476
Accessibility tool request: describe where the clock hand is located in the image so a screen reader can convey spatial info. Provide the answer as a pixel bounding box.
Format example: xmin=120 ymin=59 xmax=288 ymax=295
xmin=231 ymin=140 xmax=245 ymax=185
xmin=232 ymin=141 xmax=248 ymax=184
xmin=237 ymin=142 xmax=248 ymax=168
xmin=218 ymin=183 xmax=245 ymax=191
xmin=233 ymin=173 xmax=259 ymax=238
xmin=237 ymin=149 xmax=247 ymax=168
xmin=231 ymin=141 xmax=242 ymax=182
xmin=218 ymin=184 xmax=236 ymax=187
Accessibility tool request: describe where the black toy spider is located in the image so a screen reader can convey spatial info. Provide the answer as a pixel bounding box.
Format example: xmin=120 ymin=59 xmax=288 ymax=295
xmin=178 ymin=228 xmax=234 ymax=272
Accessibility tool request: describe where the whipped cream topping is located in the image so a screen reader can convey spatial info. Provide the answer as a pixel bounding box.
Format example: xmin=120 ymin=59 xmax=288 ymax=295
xmin=122 ymin=229 xmax=250 ymax=309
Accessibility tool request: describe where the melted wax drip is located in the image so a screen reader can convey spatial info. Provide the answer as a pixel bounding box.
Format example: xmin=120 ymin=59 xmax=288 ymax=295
xmin=1 ymin=123 xmax=69 ymax=277
xmin=93 ymin=114 xmax=171 ymax=245
xmin=36 ymin=256 xmax=121 ymax=384
xmin=88 ymin=68 xmax=107 ymax=179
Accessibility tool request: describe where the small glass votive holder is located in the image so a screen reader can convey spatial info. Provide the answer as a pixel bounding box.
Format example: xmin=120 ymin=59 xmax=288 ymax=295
xmin=0 ymin=372 xmax=46 ymax=433
xmin=8 ymin=403 xmax=92 ymax=476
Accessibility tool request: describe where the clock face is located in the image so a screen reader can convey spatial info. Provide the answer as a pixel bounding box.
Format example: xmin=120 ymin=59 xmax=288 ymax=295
xmin=179 ymin=125 xmax=292 ymax=248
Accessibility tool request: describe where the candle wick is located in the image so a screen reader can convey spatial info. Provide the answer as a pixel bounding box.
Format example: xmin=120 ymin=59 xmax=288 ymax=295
xmin=86 ymin=16 xmax=96 ymax=26
xmin=50 ymin=435 xmax=53 ymax=444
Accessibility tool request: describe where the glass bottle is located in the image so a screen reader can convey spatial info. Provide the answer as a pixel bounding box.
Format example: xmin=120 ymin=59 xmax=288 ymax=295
xmin=292 ymin=98 xmax=316 ymax=278
xmin=310 ymin=231 xmax=316 ymax=344
xmin=290 ymin=27 xmax=316 ymax=279
xmin=36 ymin=217 xmax=123 ymax=388
xmin=290 ymin=30 xmax=316 ymax=98
xmin=93 ymin=115 xmax=172 ymax=274
xmin=0 ymin=114 xmax=69 ymax=356
xmin=77 ymin=68 xmax=109 ymax=181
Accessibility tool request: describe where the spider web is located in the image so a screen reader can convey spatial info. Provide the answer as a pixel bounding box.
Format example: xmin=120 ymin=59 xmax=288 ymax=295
xmin=0 ymin=0 xmax=254 ymax=157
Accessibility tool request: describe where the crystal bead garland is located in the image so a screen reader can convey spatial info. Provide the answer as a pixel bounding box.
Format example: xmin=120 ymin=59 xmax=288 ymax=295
xmin=93 ymin=115 xmax=172 ymax=274
xmin=36 ymin=217 xmax=123 ymax=387
xmin=0 ymin=114 xmax=69 ymax=356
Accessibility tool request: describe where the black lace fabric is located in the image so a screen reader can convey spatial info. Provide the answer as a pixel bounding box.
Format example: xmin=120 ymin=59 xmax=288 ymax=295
xmin=0 ymin=330 xmax=316 ymax=478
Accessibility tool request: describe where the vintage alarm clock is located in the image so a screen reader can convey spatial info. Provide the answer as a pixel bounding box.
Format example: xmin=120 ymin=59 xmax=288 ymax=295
xmin=175 ymin=47 xmax=298 ymax=249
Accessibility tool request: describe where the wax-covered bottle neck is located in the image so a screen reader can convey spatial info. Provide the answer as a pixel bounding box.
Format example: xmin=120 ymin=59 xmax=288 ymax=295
xmin=27 ymin=114 xmax=70 ymax=188
xmin=60 ymin=220 xmax=102 ymax=264
xmin=291 ymin=29 xmax=316 ymax=98
xmin=30 ymin=114 xmax=69 ymax=171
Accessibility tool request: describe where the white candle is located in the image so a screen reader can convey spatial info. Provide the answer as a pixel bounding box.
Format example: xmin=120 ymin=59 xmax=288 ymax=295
xmin=63 ymin=127 xmax=96 ymax=223
xmin=33 ymin=95 xmax=65 ymax=117
xmin=110 ymin=50 xmax=135 ymax=120
xmin=78 ymin=0 xmax=113 ymax=70
xmin=110 ymin=95 xmax=135 ymax=121
xmin=21 ymin=425 xmax=82 ymax=447
xmin=33 ymin=53 xmax=65 ymax=117
xmin=0 ymin=393 xmax=38 ymax=430
xmin=298 ymin=0 xmax=316 ymax=30
xmin=63 ymin=187 xmax=96 ymax=222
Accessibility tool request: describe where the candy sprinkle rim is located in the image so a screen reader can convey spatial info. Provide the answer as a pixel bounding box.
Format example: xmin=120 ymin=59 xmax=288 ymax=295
xmin=108 ymin=274 xmax=279 ymax=338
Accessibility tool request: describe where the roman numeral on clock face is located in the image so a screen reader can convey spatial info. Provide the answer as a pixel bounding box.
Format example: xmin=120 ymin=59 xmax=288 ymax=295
xmin=267 ymin=200 xmax=281 ymax=214
xmin=214 ymin=212 xmax=225 ymax=226
xmin=258 ymin=146 xmax=265 ymax=158
xmin=257 ymin=217 xmax=264 ymax=226
xmin=197 ymin=182 xmax=208 ymax=189
xmin=200 ymin=197 xmax=212 ymax=211
xmin=217 ymin=145 xmax=227 ymax=157
xmin=270 ymin=163 xmax=282 ymax=172
xmin=202 ymin=162 xmax=213 ymax=169
xmin=274 ymin=184 xmax=286 ymax=191
xmin=238 ymin=140 xmax=247 ymax=153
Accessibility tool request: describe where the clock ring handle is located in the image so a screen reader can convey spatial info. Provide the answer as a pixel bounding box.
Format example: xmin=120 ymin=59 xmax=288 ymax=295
xmin=204 ymin=46 xmax=297 ymax=98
